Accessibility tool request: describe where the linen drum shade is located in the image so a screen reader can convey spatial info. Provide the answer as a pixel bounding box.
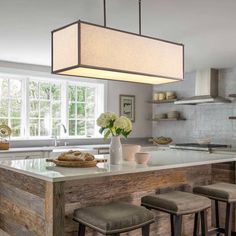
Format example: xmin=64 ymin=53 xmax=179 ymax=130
xmin=52 ymin=21 xmax=184 ymax=84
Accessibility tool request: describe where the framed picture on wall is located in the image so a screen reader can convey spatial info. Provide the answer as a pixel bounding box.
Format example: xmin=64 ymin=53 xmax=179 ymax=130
xmin=119 ymin=95 xmax=135 ymax=122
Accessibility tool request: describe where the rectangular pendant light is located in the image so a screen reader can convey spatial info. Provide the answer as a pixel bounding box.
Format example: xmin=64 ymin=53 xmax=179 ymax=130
xmin=52 ymin=21 xmax=184 ymax=84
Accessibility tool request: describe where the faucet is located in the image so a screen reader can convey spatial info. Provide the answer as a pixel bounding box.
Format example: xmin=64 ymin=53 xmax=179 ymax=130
xmin=53 ymin=123 xmax=67 ymax=147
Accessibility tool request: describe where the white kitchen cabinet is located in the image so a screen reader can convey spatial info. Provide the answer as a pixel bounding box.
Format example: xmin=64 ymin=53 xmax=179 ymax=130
xmin=0 ymin=151 xmax=50 ymax=160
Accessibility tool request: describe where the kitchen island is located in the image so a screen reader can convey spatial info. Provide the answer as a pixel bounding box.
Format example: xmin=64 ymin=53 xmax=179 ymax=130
xmin=1 ymin=149 xmax=236 ymax=236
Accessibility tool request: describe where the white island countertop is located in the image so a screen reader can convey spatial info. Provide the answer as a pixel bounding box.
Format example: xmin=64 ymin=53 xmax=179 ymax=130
xmin=1 ymin=148 xmax=236 ymax=182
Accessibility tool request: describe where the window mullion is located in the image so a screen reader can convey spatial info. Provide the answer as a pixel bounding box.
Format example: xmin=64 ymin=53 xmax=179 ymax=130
xmin=61 ymin=81 xmax=67 ymax=138
xmin=22 ymin=77 xmax=28 ymax=138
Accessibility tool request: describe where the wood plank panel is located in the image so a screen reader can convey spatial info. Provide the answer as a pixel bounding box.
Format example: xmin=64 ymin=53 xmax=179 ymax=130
xmin=45 ymin=181 xmax=65 ymax=236
xmin=0 ymin=197 xmax=45 ymax=236
xmin=0 ymin=182 xmax=45 ymax=217
xmin=0 ymin=168 xmax=45 ymax=198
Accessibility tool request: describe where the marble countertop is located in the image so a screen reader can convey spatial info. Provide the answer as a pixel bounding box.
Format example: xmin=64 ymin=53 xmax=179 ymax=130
xmin=1 ymin=148 xmax=236 ymax=182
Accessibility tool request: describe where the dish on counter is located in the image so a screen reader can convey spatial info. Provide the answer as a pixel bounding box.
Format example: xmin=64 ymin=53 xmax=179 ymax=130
xmin=46 ymin=150 xmax=97 ymax=167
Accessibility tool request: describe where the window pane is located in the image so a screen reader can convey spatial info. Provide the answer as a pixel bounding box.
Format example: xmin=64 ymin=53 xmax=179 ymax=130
xmin=40 ymin=101 xmax=50 ymax=118
xmin=51 ymin=84 xmax=61 ymax=100
xmin=77 ymin=120 xmax=85 ymax=136
xmin=0 ymin=79 xmax=8 ymax=97
xmin=0 ymin=119 xmax=8 ymax=125
xmin=30 ymin=101 xmax=39 ymax=118
xmin=52 ymin=119 xmax=61 ymax=136
xmin=29 ymin=119 xmax=39 ymax=136
xmin=86 ymin=120 xmax=95 ymax=136
xmin=40 ymin=119 xmax=49 ymax=136
xmin=77 ymin=103 xmax=85 ymax=118
xmin=86 ymin=103 xmax=95 ymax=118
xmin=10 ymin=119 xmax=21 ymax=137
xmin=29 ymin=81 xmax=39 ymax=99
xmin=40 ymin=83 xmax=50 ymax=100
xmin=69 ymin=102 xmax=76 ymax=118
xmin=68 ymin=85 xmax=76 ymax=101
xmin=0 ymin=99 xmax=8 ymax=117
xmin=52 ymin=102 xmax=61 ymax=118
xmin=10 ymin=80 xmax=21 ymax=97
xmin=86 ymin=87 xmax=95 ymax=102
xmin=77 ymin=87 xmax=85 ymax=102
xmin=10 ymin=99 xmax=21 ymax=117
xmin=69 ymin=120 xmax=76 ymax=136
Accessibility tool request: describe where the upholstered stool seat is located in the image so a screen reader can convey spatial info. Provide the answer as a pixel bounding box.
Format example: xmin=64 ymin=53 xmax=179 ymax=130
xmin=194 ymin=182 xmax=236 ymax=202
xmin=141 ymin=191 xmax=211 ymax=215
xmin=73 ymin=202 xmax=154 ymax=236
xmin=194 ymin=182 xmax=236 ymax=236
xmin=141 ymin=191 xmax=211 ymax=236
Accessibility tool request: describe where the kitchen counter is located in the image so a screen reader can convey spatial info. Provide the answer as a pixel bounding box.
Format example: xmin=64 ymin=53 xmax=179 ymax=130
xmin=1 ymin=149 xmax=236 ymax=236
xmin=0 ymin=149 xmax=236 ymax=182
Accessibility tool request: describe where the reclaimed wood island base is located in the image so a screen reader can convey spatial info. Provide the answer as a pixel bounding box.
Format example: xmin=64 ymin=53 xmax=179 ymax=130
xmin=1 ymin=153 xmax=236 ymax=236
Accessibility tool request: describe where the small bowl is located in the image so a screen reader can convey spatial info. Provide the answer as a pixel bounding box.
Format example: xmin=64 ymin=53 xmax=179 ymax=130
xmin=135 ymin=152 xmax=150 ymax=164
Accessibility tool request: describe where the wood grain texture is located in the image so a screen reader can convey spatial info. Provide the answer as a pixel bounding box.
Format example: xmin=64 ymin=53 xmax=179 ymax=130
xmin=0 ymin=182 xmax=45 ymax=217
xmin=0 ymin=197 xmax=45 ymax=236
xmin=45 ymin=181 xmax=65 ymax=236
xmin=0 ymin=168 xmax=46 ymax=198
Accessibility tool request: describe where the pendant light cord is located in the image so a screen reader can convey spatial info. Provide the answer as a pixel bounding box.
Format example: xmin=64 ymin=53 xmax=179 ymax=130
xmin=139 ymin=0 xmax=142 ymax=35
xmin=103 ymin=0 xmax=142 ymax=35
xmin=103 ymin=0 xmax=106 ymax=27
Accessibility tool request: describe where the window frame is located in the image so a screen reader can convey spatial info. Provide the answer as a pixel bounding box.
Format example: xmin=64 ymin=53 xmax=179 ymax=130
xmin=0 ymin=72 xmax=105 ymax=140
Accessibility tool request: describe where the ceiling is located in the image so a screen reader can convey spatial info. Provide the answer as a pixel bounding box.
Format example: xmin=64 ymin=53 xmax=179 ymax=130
xmin=1 ymin=0 xmax=236 ymax=72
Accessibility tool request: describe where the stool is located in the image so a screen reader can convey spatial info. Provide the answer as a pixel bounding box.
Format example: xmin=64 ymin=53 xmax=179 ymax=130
xmin=141 ymin=191 xmax=211 ymax=236
xmin=73 ymin=201 xmax=154 ymax=236
xmin=194 ymin=182 xmax=236 ymax=236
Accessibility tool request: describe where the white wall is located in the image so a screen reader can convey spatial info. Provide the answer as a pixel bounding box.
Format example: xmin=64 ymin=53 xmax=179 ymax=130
xmin=107 ymin=80 xmax=153 ymax=138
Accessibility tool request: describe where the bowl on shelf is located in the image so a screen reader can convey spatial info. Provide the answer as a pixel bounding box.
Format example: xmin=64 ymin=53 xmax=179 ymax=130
xmin=166 ymin=91 xmax=177 ymax=100
xmin=152 ymin=137 xmax=172 ymax=145
xmin=135 ymin=152 xmax=150 ymax=164
xmin=167 ymin=111 xmax=180 ymax=119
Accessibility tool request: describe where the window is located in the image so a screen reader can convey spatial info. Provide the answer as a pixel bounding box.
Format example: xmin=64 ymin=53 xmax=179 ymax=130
xmin=29 ymin=80 xmax=61 ymax=137
xmin=0 ymin=73 xmax=104 ymax=139
xmin=0 ymin=76 xmax=23 ymax=137
xmin=68 ymin=84 xmax=96 ymax=137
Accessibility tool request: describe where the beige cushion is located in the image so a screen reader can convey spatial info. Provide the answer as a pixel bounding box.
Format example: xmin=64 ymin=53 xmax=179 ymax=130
xmin=73 ymin=202 xmax=154 ymax=234
xmin=194 ymin=183 xmax=236 ymax=202
xmin=141 ymin=191 xmax=211 ymax=215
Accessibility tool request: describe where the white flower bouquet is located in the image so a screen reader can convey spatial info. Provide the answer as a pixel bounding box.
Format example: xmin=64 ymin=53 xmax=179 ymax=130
xmin=97 ymin=112 xmax=132 ymax=139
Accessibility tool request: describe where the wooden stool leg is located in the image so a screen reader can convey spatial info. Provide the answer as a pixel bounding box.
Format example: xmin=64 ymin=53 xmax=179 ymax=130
xmin=225 ymin=203 xmax=233 ymax=236
xmin=78 ymin=223 xmax=86 ymax=236
xmin=142 ymin=224 xmax=150 ymax=236
xmin=193 ymin=212 xmax=199 ymax=236
xmin=200 ymin=210 xmax=208 ymax=236
xmin=171 ymin=215 xmax=182 ymax=236
xmin=215 ymin=200 xmax=220 ymax=236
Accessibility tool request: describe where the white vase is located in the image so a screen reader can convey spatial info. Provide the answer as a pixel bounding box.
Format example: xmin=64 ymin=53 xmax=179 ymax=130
xmin=110 ymin=136 xmax=122 ymax=165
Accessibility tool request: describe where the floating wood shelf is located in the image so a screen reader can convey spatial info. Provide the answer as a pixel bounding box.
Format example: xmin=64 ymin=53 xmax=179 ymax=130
xmin=229 ymin=116 xmax=236 ymax=120
xmin=148 ymin=99 xmax=178 ymax=104
xmin=150 ymin=118 xmax=186 ymax=121
xmin=229 ymin=94 xmax=236 ymax=98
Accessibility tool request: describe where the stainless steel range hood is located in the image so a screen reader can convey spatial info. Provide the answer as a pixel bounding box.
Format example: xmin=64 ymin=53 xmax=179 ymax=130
xmin=174 ymin=68 xmax=231 ymax=105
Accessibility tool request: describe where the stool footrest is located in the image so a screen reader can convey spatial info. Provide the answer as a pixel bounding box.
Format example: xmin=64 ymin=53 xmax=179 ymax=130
xmin=208 ymin=227 xmax=236 ymax=236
